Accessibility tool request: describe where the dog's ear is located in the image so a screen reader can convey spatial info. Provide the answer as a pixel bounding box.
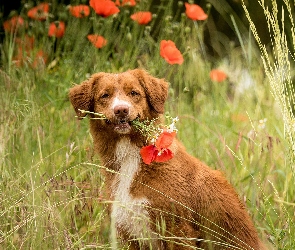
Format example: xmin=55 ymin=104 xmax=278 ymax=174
xmin=69 ymin=73 xmax=101 ymax=119
xmin=129 ymin=69 xmax=169 ymax=114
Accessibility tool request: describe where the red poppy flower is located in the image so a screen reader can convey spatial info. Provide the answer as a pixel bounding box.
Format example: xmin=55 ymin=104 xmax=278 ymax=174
xmin=115 ymin=0 xmax=136 ymax=6
xmin=140 ymin=131 xmax=176 ymax=165
xmin=69 ymin=5 xmax=90 ymax=18
xmin=48 ymin=21 xmax=66 ymax=38
xmin=87 ymin=34 xmax=107 ymax=48
xmin=3 ymin=16 xmax=25 ymax=33
xmin=90 ymin=0 xmax=120 ymax=17
xmin=160 ymin=40 xmax=184 ymax=65
xmin=130 ymin=11 xmax=152 ymax=25
xmin=185 ymin=3 xmax=208 ymax=21
xmin=210 ymin=69 xmax=227 ymax=82
xmin=27 ymin=3 xmax=50 ymax=20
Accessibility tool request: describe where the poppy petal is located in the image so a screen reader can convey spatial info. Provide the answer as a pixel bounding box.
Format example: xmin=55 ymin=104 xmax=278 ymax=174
xmin=140 ymin=145 xmax=157 ymax=165
xmin=185 ymin=3 xmax=208 ymax=21
xmin=154 ymin=149 xmax=174 ymax=163
xmin=160 ymin=40 xmax=183 ymax=65
xmin=130 ymin=11 xmax=152 ymax=25
xmin=90 ymin=0 xmax=120 ymax=17
xmin=3 ymin=16 xmax=25 ymax=33
xmin=27 ymin=3 xmax=50 ymax=20
xmin=69 ymin=5 xmax=90 ymax=18
xmin=87 ymin=34 xmax=107 ymax=48
xmin=210 ymin=69 xmax=227 ymax=82
xmin=48 ymin=21 xmax=66 ymax=38
xmin=155 ymin=131 xmax=176 ymax=149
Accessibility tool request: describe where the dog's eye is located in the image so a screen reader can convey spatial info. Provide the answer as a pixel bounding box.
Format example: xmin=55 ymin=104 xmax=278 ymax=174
xmin=101 ymin=93 xmax=109 ymax=99
xmin=130 ymin=91 xmax=139 ymax=96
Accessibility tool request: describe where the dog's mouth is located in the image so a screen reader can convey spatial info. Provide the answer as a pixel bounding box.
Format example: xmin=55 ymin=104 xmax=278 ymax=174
xmin=105 ymin=117 xmax=135 ymax=134
xmin=114 ymin=118 xmax=132 ymax=133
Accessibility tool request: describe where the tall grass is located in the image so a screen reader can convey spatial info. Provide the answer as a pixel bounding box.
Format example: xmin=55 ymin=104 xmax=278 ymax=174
xmin=243 ymin=0 xmax=295 ymax=248
xmin=0 ymin=0 xmax=294 ymax=249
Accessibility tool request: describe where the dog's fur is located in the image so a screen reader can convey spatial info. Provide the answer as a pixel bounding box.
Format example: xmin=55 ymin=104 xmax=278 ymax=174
xmin=69 ymin=69 xmax=264 ymax=249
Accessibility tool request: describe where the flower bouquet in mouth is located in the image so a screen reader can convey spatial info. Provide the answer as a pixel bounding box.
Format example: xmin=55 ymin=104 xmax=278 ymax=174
xmin=132 ymin=115 xmax=179 ymax=165
xmin=76 ymin=109 xmax=178 ymax=164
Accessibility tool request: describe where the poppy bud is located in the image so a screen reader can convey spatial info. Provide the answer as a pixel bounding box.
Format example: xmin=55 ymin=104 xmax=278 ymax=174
xmin=184 ymin=26 xmax=191 ymax=33
xmin=126 ymin=32 xmax=132 ymax=41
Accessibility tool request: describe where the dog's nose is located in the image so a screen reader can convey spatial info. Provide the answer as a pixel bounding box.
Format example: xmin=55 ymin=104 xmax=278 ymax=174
xmin=114 ymin=105 xmax=129 ymax=117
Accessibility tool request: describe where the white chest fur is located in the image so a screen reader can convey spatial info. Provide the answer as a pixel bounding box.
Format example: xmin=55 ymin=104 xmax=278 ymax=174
xmin=111 ymin=138 xmax=154 ymax=243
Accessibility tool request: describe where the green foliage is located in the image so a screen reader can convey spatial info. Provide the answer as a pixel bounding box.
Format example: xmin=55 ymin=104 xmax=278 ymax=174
xmin=0 ymin=0 xmax=294 ymax=249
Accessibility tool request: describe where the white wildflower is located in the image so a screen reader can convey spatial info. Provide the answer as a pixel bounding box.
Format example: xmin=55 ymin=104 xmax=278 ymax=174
xmin=258 ymin=118 xmax=267 ymax=130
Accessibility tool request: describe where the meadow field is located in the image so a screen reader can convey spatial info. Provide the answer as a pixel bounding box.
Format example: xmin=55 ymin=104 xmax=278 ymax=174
xmin=0 ymin=0 xmax=294 ymax=249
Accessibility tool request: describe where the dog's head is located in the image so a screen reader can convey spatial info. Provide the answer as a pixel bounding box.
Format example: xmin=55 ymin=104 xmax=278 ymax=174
xmin=69 ymin=69 xmax=169 ymax=134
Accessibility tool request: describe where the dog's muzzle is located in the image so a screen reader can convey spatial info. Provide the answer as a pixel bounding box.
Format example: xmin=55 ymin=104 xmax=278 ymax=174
xmin=113 ymin=105 xmax=132 ymax=134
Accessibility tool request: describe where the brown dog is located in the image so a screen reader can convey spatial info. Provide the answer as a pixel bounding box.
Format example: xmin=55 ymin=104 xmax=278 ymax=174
xmin=69 ymin=69 xmax=264 ymax=249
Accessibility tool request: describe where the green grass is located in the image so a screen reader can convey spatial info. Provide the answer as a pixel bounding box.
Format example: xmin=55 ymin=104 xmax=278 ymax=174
xmin=1 ymin=0 xmax=295 ymax=249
